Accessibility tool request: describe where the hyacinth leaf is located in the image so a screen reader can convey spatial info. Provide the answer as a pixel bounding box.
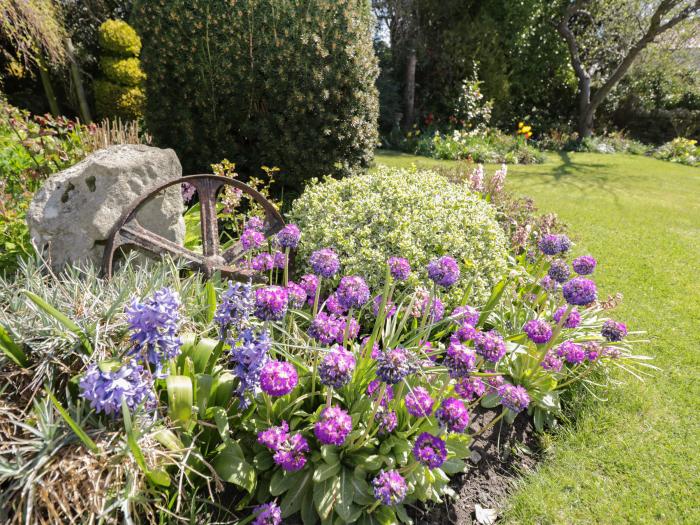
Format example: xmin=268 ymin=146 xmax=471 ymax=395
xmin=280 ymin=469 xmax=313 ymax=518
xmin=46 ymin=389 xmax=98 ymax=453
xmin=192 ymin=338 xmax=218 ymax=374
xmin=313 ymin=461 xmax=340 ymax=483
xmin=211 ymin=441 xmax=256 ymax=493
xmin=166 ymin=375 xmax=193 ymax=427
xmin=205 ymin=279 xmax=217 ymax=324
xmin=477 ymin=279 xmax=507 ymax=327
xmin=121 ymin=399 xmax=171 ymax=487
xmin=212 ymin=406 xmax=229 ymax=440
xmin=195 ymin=374 xmax=213 ymax=413
xmin=0 ymin=324 xmax=28 ymax=367
xmin=23 ymin=290 xmax=93 ymax=355
xmin=313 ymin=475 xmax=340 ymax=521
xmin=152 ymin=429 xmax=184 ymax=451
xmin=211 ymin=372 xmax=235 ymax=407
xmin=300 ymin=485 xmax=317 ymax=525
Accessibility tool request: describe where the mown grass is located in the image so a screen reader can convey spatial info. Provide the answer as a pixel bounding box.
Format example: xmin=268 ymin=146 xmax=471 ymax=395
xmin=375 ymin=150 xmax=700 ymax=524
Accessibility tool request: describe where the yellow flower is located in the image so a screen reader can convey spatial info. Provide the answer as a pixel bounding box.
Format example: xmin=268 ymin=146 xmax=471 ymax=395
xmin=522 ymin=125 xmax=531 ymax=134
xmin=518 ymin=121 xmax=524 ymax=129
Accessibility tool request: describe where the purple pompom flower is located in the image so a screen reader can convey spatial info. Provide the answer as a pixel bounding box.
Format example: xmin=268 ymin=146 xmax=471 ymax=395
xmin=215 ymin=281 xmax=254 ymax=336
xmin=538 ymin=234 xmax=562 ymax=255
xmin=451 ymin=323 xmax=478 ymax=345
xmin=79 ymin=360 xmax=156 ymax=416
xmin=241 ymin=229 xmax=265 ymax=251
xmin=405 ymin=386 xmax=434 ymax=417
xmin=451 ymin=305 xmax=479 ymax=326
xmin=601 ymin=319 xmax=627 ymax=342
xmin=572 ymin=255 xmax=596 ymax=275
xmin=308 ymin=312 xmax=343 ymax=345
xmin=273 ymin=433 xmax=309 ymax=472
xmin=229 ymin=328 xmax=271 ymax=405
xmin=324 ymin=293 xmax=347 ymax=315
xmin=272 ymin=251 xmax=287 ymax=269
xmin=523 ymin=319 xmax=553 ymax=344
xmin=563 ymin=277 xmax=597 ymax=306
xmin=413 ymin=432 xmax=447 ymax=469
xmin=372 ymin=470 xmax=408 ymax=506
xmin=376 ymin=347 xmax=416 ymax=384
xmin=277 ymin=224 xmax=301 ymax=249
xmin=427 ymin=256 xmax=460 ymax=288
xmin=251 ymin=252 xmax=274 ymax=272
xmin=252 ymin=502 xmax=282 ymax=525
xmin=556 ymin=340 xmax=586 ymax=364
xmin=585 ymin=341 xmax=602 ymax=361
xmin=285 ymin=282 xmax=307 ymax=309
xmin=375 ymin=408 xmax=398 ymax=435
xmin=444 ymin=342 xmax=477 ymax=378
xmin=497 ymin=384 xmax=530 ymax=413
xmin=553 ymin=306 xmax=581 ymax=328
xmin=245 ymin=217 xmax=265 ymax=231
xmin=314 ymin=406 xmax=352 ymax=446
xmin=299 ymin=274 xmax=319 ymax=302
xmin=474 ymin=330 xmax=507 ymax=362
xmin=540 ymin=275 xmax=559 ymax=292
xmin=372 ymin=295 xmax=397 ymax=317
xmin=260 ymin=361 xmax=298 ymax=396
xmin=335 ymin=275 xmax=370 ymax=310
xmin=257 ymin=421 xmax=290 ymax=451
xmin=181 ymin=182 xmax=196 ymax=203
xmin=336 ymin=316 xmax=360 ymax=344
xmin=485 ymin=372 xmax=505 ymax=394
xmin=436 ymin=398 xmax=470 ymax=433
xmin=367 ymin=379 xmax=394 ymax=406
xmin=548 ymin=259 xmax=571 ymax=283
xmin=319 ymin=346 xmax=356 ymax=388
xmin=309 ymin=248 xmax=340 ymax=278
xmin=254 ymin=286 xmax=289 ymax=321
xmin=388 ymin=257 xmax=411 ymax=281
xmin=454 ymin=376 xmax=486 ymax=401
xmin=412 ymin=289 xmax=445 ymax=322
xmin=541 ymin=351 xmax=563 ymax=372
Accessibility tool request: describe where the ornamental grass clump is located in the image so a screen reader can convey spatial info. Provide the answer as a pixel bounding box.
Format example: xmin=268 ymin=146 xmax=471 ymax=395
xmin=0 ymin=217 xmax=652 ymax=523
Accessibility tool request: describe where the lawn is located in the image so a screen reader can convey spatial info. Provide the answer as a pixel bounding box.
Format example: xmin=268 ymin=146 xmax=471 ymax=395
xmin=375 ymin=150 xmax=700 ymax=524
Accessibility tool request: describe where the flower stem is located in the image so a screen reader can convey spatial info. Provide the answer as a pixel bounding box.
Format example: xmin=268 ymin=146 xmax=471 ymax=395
xmin=283 ymin=247 xmax=290 ymax=286
xmin=312 ymin=277 xmax=323 ymax=317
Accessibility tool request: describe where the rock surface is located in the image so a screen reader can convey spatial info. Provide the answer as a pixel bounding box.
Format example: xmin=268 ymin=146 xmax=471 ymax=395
xmin=27 ymin=144 xmax=185 ymax=271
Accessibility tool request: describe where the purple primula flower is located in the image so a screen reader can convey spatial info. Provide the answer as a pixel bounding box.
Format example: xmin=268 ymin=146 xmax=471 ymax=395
xmin=451 ymin=323 xmax=478 ymax=345
xmin=563 ymin=277 xmax=597 ymax=306
xmin=572 ymin=255 xmax=596 ymax=275
xmin=556 ymin=340 xmax=586 ymax=364
xmin=413 ymin=432 xmax=447 ymax=469
xmin=497 ymin=383 xmax=530 ymax=413
xmin=372 ymin=294 xmax=397 ymax=317
xmin=444 ymin=342 xmax=477 ymax=378
xmin=260 ymin=361 xmax=298 ymax=396
xmin=309 ymin=248 xmax=340 ymax=278
xmin=376 ymin=347 xmax=416 ymax=384
xmin=285 ymin=281 xmax=307 ymax=309
xmin=308 ymin=312 xmax=343 ymax=345
xmin=558 ymin=235 xmax=572 ymax=253
xmin=413 ymin=290 xmax=445 ymax=322
xmin=251 ymin=252 xmax=274 ymax=272
xmin=215 ymin=281 xmax=254 ymax=337
xmin=257 ymin=421 xmax=290 ymax=451
xmin=254 ymin=286 xmax=289 ymax=321
xmin=335 ymin=275 xmax=370 ymax=310
xmin=435 ymin=397 xmax=470 ymax=433
xmin=485 ymin=372 xmax=505 ymax=394
xmin=427 ymin=256 xmax=460 ymax=288
xmin=273 ymin=433 xmax=309 ymax=471
xmin=523 ymin=319 xmax=553 ymax=344
xmin=585 ymin=341 xmax=602 ymax=361
xmin=372 ymin=470 xmax=408 ymax=506
xmin=540 ymin=275 xmax=559 ymax=292
xmin=79 ymin=360 xmax=155 ymax=416
xmin=241 ymin=229 xmax=265 ymax=251
xmin=367 ymin=379 xmax=394 ymax=406
xmin=538 ymin=234 xmax=562 ymax=255
xmin=541 ymin=351 xmax=563 ymax=372
xmin=388 ymin=257 xmax=411 ymax=281
xmin=336 ymin=316 xmax=360 ymax=344
xmin=405 ymin=386 xmax=434 ymax=417
xmin=548 ymin=259 xmax=571 ymax=283
xmin=229 ymin=328 xmax=271 ymax=406
xmin=319 ymin=346 xmax=356 ymax=388
xmin=314 ymin=406 xmax=352 ymax=446
xmin=375 ymin=408 xmax=398 ymax=435
xmin=125 ymin=287 xmax=182 ymax=376
xmin=277 ymin=224 xmax=301 ymax=249
xmin=474 ymin=330 xmax=507 ymax=362
xmin=181 ymin=182 xmax=196 ymax=203
xmin=454 ymin=376 xmax=486 ymax=401
xmin=601 ymin=319 xmax=627 ymax=342
xmin=272 ymin=251 xmax=286 ymax=269
xmin=451 ymin=305 xmax=479 ymax=326
xmin=324 ymin=293 xmax=347 ymax=315
xmin=245 ymin=217 xmax=265 ymax=231
xmin=553 ymin=306 xmax=581 ymax=328
xmin=252 ymin=502 xmax=282 ymax=525
xmin=299 ymin=274 xmax=319 ymax=303
xmin=362 ymin=336 xmax=381 ymax=359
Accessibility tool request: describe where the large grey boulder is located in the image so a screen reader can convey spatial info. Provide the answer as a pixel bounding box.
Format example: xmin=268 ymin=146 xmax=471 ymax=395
xmin=27 ymin=144 xmax=185 ymax=271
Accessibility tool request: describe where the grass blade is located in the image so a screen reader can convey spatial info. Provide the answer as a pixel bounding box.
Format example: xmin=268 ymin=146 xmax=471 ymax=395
xmin=46 ymin=389 xmax=98 ymax=453
xmin=0 ymin=324 xmax=28 ymax=367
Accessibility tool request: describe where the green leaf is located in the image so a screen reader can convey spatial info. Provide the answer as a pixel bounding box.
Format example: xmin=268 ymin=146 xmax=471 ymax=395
xmin=313 ymin=461 xmax=341 ymax=483
xmin=335 ymin=467 xmax=355 ymax=522
xmin=0 ymin=324 xmax=28 ymax=367
xmin=152 ymin=429 xmax=184 ymax=451
xmin=351 ymin=468 xmax=375 ymax=505
xmin=211 ymin=406 xmax=229 ymax=440
xmin=477 ymin=278 xmax=507 ymax=327
xmin=300 ymin=481 xmax=318 ymax=525
xmin=271 ymin=468 xmax=306 ymax=497
xmin=441 ymin=458 xmax=466 ymax=474
xmin=373 ymin=505 xmax=397 ymax=525
xmin=395 ymin=503 xmax=413 ymax=524
xmin=313 ymin=475 xmax=340 ymax=521
xmin=280 ymin=469 xmax=313 ymax=518
xmin=46 ymin=389 xmax=98 ymax=453
xmin=196 ymin=374 xmax=213 ymax=413
xmin=321 ymin=445 xmax=339 ymax=464
xmin=253 ymin=451 xmax=274 ymax=471
xmin=205 ymin=280 xmax=218 ymax=324
xmin=446 ymin=434 xmax=472 ymax=459
xmin=362 ymin=454 xmax=383 ymax=470
xmin=166 ymin=375 xmax=193 ymax=426
xmin=480 ymin=392 xmax=502 ymax=409
xmin=212 ymin=371 xmax=235 ymax=406
xmin=121 ymin=399 xmax=170 ymax=487
xmin=212 ymin=441 xmax=256 ymax=493
xmin=533 ymin=407 xmax=544 ymax=431
xmin=23 ymin=290 xmax=92 ymax=355
xmin=191 ymin=338 xmax=218 ymax=374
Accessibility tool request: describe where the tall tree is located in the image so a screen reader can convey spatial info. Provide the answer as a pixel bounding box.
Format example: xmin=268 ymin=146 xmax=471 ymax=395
xmin=555 ymin=0 xmax=699 ymax=138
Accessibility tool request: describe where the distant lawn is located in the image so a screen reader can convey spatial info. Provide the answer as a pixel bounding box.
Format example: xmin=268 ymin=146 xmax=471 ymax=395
xmin=376 ymin=150 xmax=700 ymax=524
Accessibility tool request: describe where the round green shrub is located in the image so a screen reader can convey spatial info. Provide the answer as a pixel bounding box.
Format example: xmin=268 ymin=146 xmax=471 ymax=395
xmin=94 ymin=79 xmax=145 ymax=121
xmin=133 ymin=0 xmax=379 ymax=186
xmin=289 ymin=166 xmax=509 ymax=307
xmin=100 ymin=57 xmax=146 ymax=86
xmin=98 ymin=19 xmax=141 ymax=57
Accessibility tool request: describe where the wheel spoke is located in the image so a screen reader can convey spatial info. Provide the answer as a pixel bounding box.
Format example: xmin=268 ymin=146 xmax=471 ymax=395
xmin=195 ymin=178 xmax=223 ymax=257
xmin=119 ymin=221 xmax=206 ymax=266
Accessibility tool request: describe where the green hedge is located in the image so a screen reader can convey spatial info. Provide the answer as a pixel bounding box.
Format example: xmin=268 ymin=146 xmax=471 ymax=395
xmin=133 ymin=0 xmax=379 ymax=187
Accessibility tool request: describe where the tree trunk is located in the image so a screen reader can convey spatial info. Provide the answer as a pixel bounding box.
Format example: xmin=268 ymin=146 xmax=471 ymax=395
xmin=577 ymin=75 xmax=593 ymax=138
xmin=401 ymin=45 xmax=417 ymax=130
xmin=64 ymin=37 xmax=92 ymax=123
xmin=37 ymin=55 xmax=60 ymax=116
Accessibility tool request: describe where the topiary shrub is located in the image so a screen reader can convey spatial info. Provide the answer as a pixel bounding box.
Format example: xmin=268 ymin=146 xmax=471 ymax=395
xmin=289 ymin=166 xmax=509 ymax=307
xmin=95 ymin=19 xmax=145 ymax=120
xmin=132 ymin=0 xmax=379 ymax=187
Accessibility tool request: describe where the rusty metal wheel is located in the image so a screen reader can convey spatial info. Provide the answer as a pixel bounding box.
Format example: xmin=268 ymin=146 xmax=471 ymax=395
xmin=101 ymin=174 xmax=285 ymax=280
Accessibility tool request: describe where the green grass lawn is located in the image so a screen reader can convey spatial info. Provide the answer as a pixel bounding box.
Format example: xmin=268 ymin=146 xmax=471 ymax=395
xmin=375 ymin=150 xmax=700 ymax=524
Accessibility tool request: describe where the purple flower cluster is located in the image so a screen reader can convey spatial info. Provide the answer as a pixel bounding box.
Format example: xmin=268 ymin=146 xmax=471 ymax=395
xmin=215 ymin=281 xmax=255 ymax=336
xmin=451 ymin=305 xmax=479 ymax=326
xmin=563 ymin=277 xmax=597 ymax=306
xmin=245 ymin=217 xmax=265 ymax=231
xmin=427 ymin=256 xmax=460 ymax=288
xmin=285 ymin=281 xmax=307 ymax=308
xmin=451 ymin=323 xmax=477 ymax=344
xmin=79 ymin=360 xmax=155 ymax=416
xmin=307 ymin=312 xmax=357 ymax=345
xmin=497 ymin=384 xmax=530 ymax=413
xmin=335 ymin=276 xmax=370 ymax=310
xmin=413 ymin=432 xmax=447 ymax=468
xmin=474 ymin=330 xmax=507 ymax=362
xmin=585 ymin=341 xmax=602 ymax=361
xmin=485 ymin=373 xmax=505 ymax=394
xmin=299 ymin=274 xmax=319 ymax=302
xmin=548 ymin=259 xmax=571 ymax=283
xmin=436 ymin=397 xmax=470 ymax=433
xmin=556 ymin=340 xmax=586 ymax=364
xmin=572 ymin=255 xmax=596 ymax=275
xmin=314 ymin=406 xmax=352 ymax=446
xmin=553 ymin=306 xmax=581 ymax=328
xmin=413 ymin=290 xmax=445 ymax=322
xmin=444 ymin=343 xmax=477 ymax=378
xmin=405 ymin=386 xmax=434 ymax=417
xmin=367 ymin=379 xmax=393 ymax=406
xmin=540 ymin=275 xmax=559 ymax=292
xmin=538 ymin=234 xmax=571 ymax=255
xmin=375 ymin=408 xmax=398 ymax=435
xmin=372 ymin=294 xmax=397 ymax=318
xmin=125 ymin=287 xmax=182 ymax=376
xmin=454 ymin=376 xmax=486 ymax=401
xmin=251 ymin=252 xmax=274 ymax=272
xmin=319 ymin=346 xmax=356 ymax=388
xmin=252 ymin=502 xmax=282 ymax=525
xmin=540 ymin=351 xmax=563 ymax=372
xmin=325 ymin=293 xmax=347 ymax=315
xmin=272 ymin=251 xmax=286 ymax=269
xmin=260 ymin=361 xmax=298 ymax=396
xmin=181 ymin=182 xmax=196 ymax=203
xmin=258 ymin=421 xmax=289 ymax=451
xmin=523 ymin=319 xmax=553 ymax=344
xmin=601 ymin=319 xmax=627 ymax=342
xmin=372 ymin=470 xmax=408 ymax=506
xmin=309 ymin=248 xmax=340 ymax=278
xmin=376 ymin=347 xmax=416 ymax=384
xmin=388 ymin=257 xmax=411 ymax=281
xmin=258 ymin=421 xmax=309 ymax=471
xmin=277 ymin=224 xmax=301 ymax=249
xmin=254 ymin=286 xmax=289 ymax=321
xmin=229 ymin=328 xmax=271 ymax=405
xmin=241 ymin=228 xmax=265 ymax=251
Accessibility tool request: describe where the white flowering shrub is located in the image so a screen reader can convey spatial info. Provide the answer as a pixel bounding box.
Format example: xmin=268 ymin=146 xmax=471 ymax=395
xmin=289 ymin=167 xmax=509 ymax=307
